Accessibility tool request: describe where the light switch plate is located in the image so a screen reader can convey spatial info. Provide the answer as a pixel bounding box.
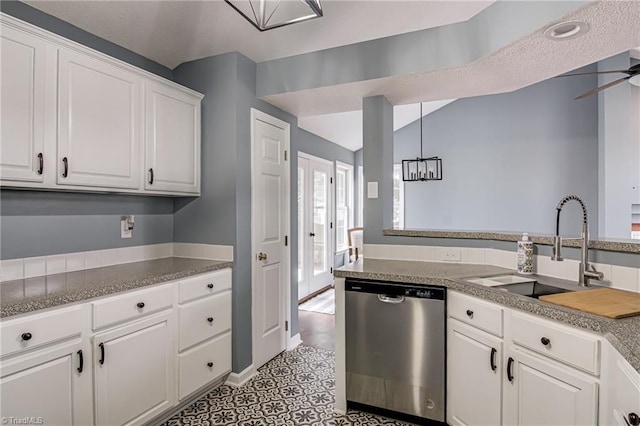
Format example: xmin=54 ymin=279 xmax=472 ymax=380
xmin=367 ymin=181 xmax=378 ymax=199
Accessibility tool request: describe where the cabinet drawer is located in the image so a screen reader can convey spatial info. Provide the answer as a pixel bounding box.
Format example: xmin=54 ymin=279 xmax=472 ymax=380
xmin=448 ymin=291 xmax=503 ymax=337
xmin=178 ymin=269 xmax=232 ymax=304
xmin=92 ymin=284 xmax=173 ymax=330
xmin=178 ymin=332 xmax=231 ymax=400
xmin=510 ymin=311 xmax=600 ymax=375
xmin=179 ymin=291 xmax=231 ymax=351
xmin=1 ymin=306 xmax=83 ymax=357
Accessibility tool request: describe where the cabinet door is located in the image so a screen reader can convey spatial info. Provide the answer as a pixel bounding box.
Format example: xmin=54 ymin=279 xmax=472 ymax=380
xmin=94 ymin=312 xmax=175 ymax=426
xmin=448 ymin=319 xmax=503 ymax=426
xmin=58 ymin=49 xmax=141 ymax=189
xmin=145 ymin=81 xmax=200 ymax=194
xmin=504 ymin=350 xmax=598 ymax=426
xmin=0 ymin=26 xmax=49 ymax=182
xmin=611 ymin=357 xmax=640 ymax=426
xmin=0 ymin=340 xmax=93 ymax=425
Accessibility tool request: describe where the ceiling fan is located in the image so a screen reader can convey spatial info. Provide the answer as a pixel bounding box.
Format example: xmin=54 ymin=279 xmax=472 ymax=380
xmin=557 ymin=63 xmax=640 ymax=100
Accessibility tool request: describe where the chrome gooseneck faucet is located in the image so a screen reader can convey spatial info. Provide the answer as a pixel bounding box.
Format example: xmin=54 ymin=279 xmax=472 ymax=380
xmin=552 ymin=195 xmax=603 ymax=286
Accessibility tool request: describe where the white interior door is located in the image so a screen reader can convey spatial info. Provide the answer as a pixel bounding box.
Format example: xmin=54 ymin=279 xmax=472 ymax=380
xmin=252 ymin=110 xmax=290 ymax=370
xmin=298 ymin=153 xmax=334 ymax=301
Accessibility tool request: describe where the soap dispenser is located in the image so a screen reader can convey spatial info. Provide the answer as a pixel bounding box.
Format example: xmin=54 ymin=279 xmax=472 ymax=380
xmin=517 ymin=233 xmax=534 ymax=275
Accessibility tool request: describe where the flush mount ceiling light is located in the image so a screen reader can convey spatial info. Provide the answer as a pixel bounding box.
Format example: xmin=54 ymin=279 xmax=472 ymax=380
xmin=225 ymin=0 xmax=323 ymax=32
xmin=630 ymin=75 xmax=640 ymax=87
xmin=544 ymin=21 xmax=589 ymax=41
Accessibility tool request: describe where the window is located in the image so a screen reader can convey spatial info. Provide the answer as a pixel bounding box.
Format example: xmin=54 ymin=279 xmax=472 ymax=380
xmin=336 ymin=162 xmax=353 ymax=252
xmin=393 ymin=163 xmax=405 ymax=229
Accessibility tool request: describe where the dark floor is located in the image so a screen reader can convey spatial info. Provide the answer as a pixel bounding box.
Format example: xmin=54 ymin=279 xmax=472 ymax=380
xmin=298 ymin=310 xmax=335 ymax=351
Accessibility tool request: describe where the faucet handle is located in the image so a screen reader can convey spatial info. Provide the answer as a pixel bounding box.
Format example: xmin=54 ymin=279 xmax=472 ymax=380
xmin=551 ymin=236 xmax=563 ymax=261
xmin=585 ymin=264 xmax=604 ymax=281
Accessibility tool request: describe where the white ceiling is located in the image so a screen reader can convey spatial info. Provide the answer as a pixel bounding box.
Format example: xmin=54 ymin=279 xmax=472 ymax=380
xmin=298 ymin=99 xmax=456 ymax=151
xmin=23 ymin=0 xmax=494 ymax=68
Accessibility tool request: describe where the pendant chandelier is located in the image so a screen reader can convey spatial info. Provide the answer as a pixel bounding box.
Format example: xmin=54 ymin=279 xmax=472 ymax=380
xmin=402 ymin=102 xmax=443 ymax=182
xmin=225 ymin=0 xmax=323 ymax=32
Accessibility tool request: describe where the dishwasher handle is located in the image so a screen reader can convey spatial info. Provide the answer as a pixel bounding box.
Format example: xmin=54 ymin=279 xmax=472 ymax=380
xmin=378 ymin=294 xmax=406 ymax=304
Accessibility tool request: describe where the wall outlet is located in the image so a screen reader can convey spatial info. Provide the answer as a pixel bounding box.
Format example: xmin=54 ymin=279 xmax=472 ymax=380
xmin=442 ymin=248 xmax=462 ymax=262
xmin=121 ymin=216 xmax=133 ymax=239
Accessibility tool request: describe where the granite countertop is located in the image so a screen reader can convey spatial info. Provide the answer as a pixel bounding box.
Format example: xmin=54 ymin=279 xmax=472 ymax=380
xmin=0 ymin=257 xmax=233 ymax=318
xmin=383 ymin=229 xmax=640 ymax=254
xmin=335 ymin=259 xmax=640 ymax=372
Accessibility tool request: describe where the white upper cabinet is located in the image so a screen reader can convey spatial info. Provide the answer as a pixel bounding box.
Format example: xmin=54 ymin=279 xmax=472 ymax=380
xmin=145 ymin=81 xmax=201 ymax=194
xmin=0 ymin=25 xmax=51 ymax=182
xmin=0 ymin=14 xmax=202 ymax=196
xmin=57 ymin=49 xmax=141 ymax=189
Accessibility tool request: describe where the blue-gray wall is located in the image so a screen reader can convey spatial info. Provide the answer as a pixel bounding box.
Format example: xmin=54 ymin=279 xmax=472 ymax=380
xmin=0 ymin=1 xmax=175 ymax=260
xmin=173 ymin=52 xmax=354 ymax=373
xmin=394 ymin=67 xmax=599 ymax=238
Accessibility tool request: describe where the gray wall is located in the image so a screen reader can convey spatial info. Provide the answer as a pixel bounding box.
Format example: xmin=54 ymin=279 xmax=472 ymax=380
xmin=0 ymin=2 xmax=175 ymax=260
xmin=394 ymin=68 xmax=599 ymax=238
xmin=173 ymin=52 xmax=353 ymax=373
xmin=598 ymin=53 xmax=639 ymax=239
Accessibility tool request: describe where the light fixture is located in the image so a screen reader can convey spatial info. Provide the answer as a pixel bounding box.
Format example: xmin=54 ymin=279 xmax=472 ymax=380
xmin=544 ymin=21 xmax=589 ymax=41
xmin=630 ymin=74 xmax=640 ymax=87
xmin=402 ymin=102 xmax=443 ymax=182
xmin=225 ymin=0 xmax=323 ymax=32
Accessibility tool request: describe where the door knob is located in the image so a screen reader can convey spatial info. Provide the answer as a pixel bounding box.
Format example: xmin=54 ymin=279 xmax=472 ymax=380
xmin=309 ymin=232 xmax=315 ymax=237
xmin=257 ymin=252 xmax=267 ymax=261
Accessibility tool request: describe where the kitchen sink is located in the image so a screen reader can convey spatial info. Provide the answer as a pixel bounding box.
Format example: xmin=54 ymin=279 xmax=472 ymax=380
xmin=465 ymin=274 xmax=578 ymax=299
xmin=492 ymin=281 xmax=572 ymax=299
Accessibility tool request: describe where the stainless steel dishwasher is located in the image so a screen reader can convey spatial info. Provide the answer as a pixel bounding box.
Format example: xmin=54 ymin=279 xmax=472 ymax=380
xmin=345 ymin=278 xmax=446 ymax=425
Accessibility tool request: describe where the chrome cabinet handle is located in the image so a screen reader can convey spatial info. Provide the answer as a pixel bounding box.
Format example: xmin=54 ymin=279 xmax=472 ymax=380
xmin=377 ymin=294 xmax=405 ymax=304
xmin=37 ymin=153 xmax=43 ymax=175
xmin=62 ymin=157 xmax=68 ymax=178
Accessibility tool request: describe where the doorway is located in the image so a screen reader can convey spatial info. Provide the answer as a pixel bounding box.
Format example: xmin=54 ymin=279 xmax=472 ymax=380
xmin=297 ymin=153 xmax=334 ymax=302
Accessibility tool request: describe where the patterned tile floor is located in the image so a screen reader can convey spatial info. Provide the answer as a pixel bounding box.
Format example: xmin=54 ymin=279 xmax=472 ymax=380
xmin=163 ymin=345 xmax=413 ymax=425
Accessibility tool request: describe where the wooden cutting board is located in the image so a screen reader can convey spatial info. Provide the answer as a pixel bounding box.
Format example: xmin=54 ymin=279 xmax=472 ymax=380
xmin=539 ymin=288 xmax=640 ymax=319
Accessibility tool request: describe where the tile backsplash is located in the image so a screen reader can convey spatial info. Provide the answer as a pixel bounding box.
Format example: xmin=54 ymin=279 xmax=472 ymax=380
xmin=364 ymin=244 xmax=640 ymax=293
xmin=0 ymin=243 xmax=233 ymax=282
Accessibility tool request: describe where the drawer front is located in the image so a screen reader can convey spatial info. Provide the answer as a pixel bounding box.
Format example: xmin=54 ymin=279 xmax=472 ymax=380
xmin=179 ymin=291 xmax=231 ymax=351
xmin=178 ymin=332 xmax=231 ymax=400
xmin=92 ymin=284 xmax=173 ymax=330
xmin=510 ymin=311 xmax=600 ymax=375
xmin=1 ymin=306 xmax=83 ymax=357
xmin=448 ymin=291 xmax=503 ymax=337
xmin=179 ymin=269 xmax=232 ymax=304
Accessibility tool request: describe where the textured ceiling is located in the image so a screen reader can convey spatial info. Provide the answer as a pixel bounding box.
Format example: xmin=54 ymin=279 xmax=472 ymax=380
xmin=264 ymin=1 xmax=640 ymax=117
xmin=22 ymin=0 xmax=494 ymax=68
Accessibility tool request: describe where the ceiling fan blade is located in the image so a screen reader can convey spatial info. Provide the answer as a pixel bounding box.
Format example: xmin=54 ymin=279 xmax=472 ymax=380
xmin=557 ymin=70 xmax=628 ymax=77
xmin=574 ymin=76 xmax=631 ymax=100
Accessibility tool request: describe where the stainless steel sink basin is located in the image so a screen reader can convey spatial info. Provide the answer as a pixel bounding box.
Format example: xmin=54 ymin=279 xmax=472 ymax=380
xmin=464 ymin=274 xmax=579 ymax=299
xmin=492 ymin=281 xmax=572 ymax=299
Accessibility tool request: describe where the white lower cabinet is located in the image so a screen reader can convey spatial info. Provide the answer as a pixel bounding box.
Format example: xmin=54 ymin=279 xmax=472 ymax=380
xmin=0 ymin=340 xmax=93 ymax=425
xmin=447 ymin=318 xmax=503 ymax=426
xmin=503 ymin=350 xmax=598 ymax=426
xmin=93 ymin=312 xmax=175 ymax=426
xmin=447 ymin=291 xmax=602 ymax=426
xmin=0 ymin=268 xmax=233 ymax=426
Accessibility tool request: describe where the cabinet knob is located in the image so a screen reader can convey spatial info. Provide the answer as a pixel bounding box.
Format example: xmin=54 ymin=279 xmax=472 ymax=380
xmin=207 ymin=283 xmax=214 ymax=289
xmin=629 ymin=413 xmax=640 ymax=426
xmin=21 ymin=332 xmax=32 ymax=341
xmin=136 ymin=302 xmax=145 ymax=309
xmin=207 ymin=317 xmax=214 ymax=323
xmin=207 ymin=362 xmax=214 ymax=368
xmin=540 ymin=337 xmax=551 ymax=346
xmin=466 ymin=309 xmax=473 ymax=317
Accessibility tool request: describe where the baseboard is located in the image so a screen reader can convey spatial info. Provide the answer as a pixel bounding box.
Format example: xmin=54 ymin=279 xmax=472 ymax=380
xmin=287 ymin=333 xmax=302 ymax=351
xmin=225 ymin=364 xmax=256 ymax=388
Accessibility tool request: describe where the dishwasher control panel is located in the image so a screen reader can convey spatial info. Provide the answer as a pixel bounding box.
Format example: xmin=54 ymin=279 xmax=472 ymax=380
xmin=345 ymin=279 xmax=445 ymax=300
